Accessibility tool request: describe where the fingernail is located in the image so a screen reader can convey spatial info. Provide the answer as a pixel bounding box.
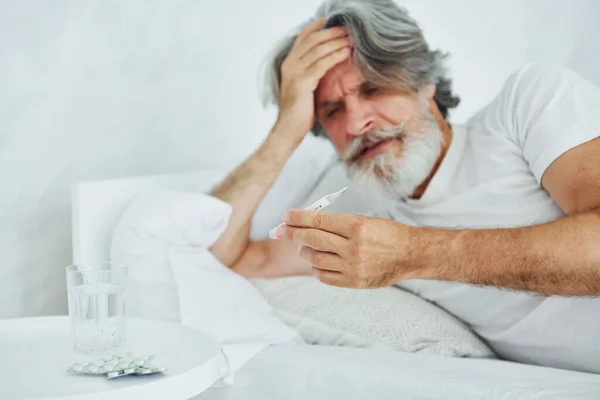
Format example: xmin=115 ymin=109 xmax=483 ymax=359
xmin=282 ymin=212 xmax=290 ymax=223
xmin=276 ymin=225 xmax=286 ymax=237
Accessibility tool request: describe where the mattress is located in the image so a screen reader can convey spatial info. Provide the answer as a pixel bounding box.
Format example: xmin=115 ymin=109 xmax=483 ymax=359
xmin=196 ymin=344 xmax=600 ymax=399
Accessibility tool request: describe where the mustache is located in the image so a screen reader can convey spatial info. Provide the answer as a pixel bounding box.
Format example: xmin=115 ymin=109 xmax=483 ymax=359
xmin=342 ymin=121 xmax=408 ymax=162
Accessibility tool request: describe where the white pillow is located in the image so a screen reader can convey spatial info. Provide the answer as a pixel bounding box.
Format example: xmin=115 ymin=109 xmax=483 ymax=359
xmin=251 ymin=276 xmax=495 ymax=358
xmin=110 ymin=188 xmax=301 ymax=382
xmin=110 ymin=180 xmax=494 ymax=359
xmin=108 ymin=134 xmax=335 ymax=322
xmin=110 ymin=143 xmax=494 ymax=360
xmin=110 ymin=189 xmax=233 ymax=322
xmin=251 ymin=161 xmax=493 ymax=358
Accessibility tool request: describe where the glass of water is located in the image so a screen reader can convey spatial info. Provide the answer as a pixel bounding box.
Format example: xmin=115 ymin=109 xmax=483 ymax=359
xmin=66 ymin=262 xmax=127 ymax=354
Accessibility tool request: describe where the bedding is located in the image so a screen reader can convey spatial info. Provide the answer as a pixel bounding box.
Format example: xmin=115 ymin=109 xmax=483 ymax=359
xmin=108 ymin=130 xmax=335 ymax=323
xmin=196 ymin=344 xmax=600 ymax=400
xmin=89 ymin=133 xmax=332 ymax=320
xmin=110 ymin=188 xmax=301 ymax=382
xmin=98 ymin=152 xmax=600 ymax=400
xmin=111 ymin=184 xmax=497 ymax=362
xmin=249 ymin=162 xmax=495 ymax=357
xmin=251 ymin=276 xmax=494 ymax=358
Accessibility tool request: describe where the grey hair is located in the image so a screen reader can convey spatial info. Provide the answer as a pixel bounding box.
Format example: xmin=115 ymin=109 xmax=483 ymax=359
xmin=259 ymin=0 xmax=460 ymax=137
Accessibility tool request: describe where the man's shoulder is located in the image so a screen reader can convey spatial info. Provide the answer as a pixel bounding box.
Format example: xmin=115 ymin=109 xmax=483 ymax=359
xmin=510 ymin=61 xmax=571 ymax=78
xmin=463 ymin=62 xmax=592 ymax=128
xmin=502 ymin=62 xmax=593 ymax=97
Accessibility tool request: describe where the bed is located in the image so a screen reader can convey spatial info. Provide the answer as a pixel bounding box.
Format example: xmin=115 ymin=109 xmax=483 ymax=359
xmin=71 ymin=171 xmax=600 ymax=400
xmin=199 ymin=345 xmax=600 ymax=400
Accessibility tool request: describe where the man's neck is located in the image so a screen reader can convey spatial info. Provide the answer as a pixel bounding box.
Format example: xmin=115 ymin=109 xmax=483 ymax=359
xmin=409 ymin=104 xmax=454 ymax=200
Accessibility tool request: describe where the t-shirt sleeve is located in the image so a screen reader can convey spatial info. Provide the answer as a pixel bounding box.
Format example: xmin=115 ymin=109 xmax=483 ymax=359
xmin=495 ymin=62 xmax=600 ymax=184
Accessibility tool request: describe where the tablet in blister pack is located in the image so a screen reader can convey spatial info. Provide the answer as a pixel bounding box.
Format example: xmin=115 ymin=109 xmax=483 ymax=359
xmin=67 ymin=352 xmax=166 ymax=380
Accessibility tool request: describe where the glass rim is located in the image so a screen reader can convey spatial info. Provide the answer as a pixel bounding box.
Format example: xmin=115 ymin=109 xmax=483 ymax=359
xmin=66 ymin=262 xmax=127 ymax=273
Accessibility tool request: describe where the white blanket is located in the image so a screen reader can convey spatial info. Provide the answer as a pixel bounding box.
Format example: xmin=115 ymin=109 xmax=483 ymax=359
xmin=110 ymin=189 xmax=301 ymax=384
xmin=197 ymin=344 xmax=600 ymax=400
xmin=169 ymin=247 xmax=302 ymax=382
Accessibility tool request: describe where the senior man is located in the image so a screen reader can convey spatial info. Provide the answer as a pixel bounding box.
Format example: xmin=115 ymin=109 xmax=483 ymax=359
xmin=209 ymin=0 xmax=600 ymax=373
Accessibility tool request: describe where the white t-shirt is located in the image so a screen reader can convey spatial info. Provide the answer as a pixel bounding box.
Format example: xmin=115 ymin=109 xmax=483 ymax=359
xmin=369 ymin=62 xmax=600 ymax=373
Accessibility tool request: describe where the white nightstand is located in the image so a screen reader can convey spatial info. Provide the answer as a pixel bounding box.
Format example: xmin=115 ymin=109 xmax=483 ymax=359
xmin=0 ymin=316 xmax=224 ymax=399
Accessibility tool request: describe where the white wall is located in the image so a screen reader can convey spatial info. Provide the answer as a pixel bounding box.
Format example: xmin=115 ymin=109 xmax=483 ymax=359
xmin=1 ymin=0 xmax=599 ymax=318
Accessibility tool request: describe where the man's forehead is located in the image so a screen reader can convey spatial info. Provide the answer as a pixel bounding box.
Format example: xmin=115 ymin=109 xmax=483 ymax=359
xmin=316 ymin=61 xmax=365 ymax=104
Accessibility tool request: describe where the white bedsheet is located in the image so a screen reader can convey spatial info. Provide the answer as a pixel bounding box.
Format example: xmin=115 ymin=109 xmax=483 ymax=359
xmin=197 ymin=344 xmax=600 ymax=400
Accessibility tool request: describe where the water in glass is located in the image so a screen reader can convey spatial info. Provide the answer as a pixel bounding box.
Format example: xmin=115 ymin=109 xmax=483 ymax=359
xmin=66 ymin=263 xmax=127 ymax=354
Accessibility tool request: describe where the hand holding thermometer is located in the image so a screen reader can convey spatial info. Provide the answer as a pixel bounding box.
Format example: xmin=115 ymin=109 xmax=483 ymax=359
xmin=269 ymin=187 xmax=349 ymax=239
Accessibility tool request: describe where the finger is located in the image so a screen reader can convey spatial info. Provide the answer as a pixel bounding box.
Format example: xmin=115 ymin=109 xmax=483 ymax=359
xmin=292 ymin=17 xmax=328 ymax=49
xmin=294 ymin=26 xmax=348 ymax=59
xmin=305 ymin=47 xmax=351 ymax=83
xmin=283 ymin=210 xmax=357 ymax=238
xmin=312 ymin=267 xmax=347 ymax=287
xmin=280 ymin=226 xmax=348 ymax=254
xmin=298 ymin=37 xmax=350 ymax=70
xmin=298 ymin=246 xmax=344 ymax=272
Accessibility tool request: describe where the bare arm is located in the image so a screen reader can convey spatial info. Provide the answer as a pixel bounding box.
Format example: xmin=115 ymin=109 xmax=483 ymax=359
xmin=209 ymin=18 xmax=351 ymax=267
xmin=415 ymin=137 xmax=600 ymax=296
xmin=209 ymin=126 xmax=303 ymax=266
xmin=277 ymin=138 xmax=600 ymax=295
xmin=229 ymin=238 xmax=312 ymax=279
xmin=414 ymin=209 xmax=600 ymax=296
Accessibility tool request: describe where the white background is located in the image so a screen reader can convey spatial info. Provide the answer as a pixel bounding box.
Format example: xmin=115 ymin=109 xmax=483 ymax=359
xmin=1 ymin=0 xmax=599 ymax=318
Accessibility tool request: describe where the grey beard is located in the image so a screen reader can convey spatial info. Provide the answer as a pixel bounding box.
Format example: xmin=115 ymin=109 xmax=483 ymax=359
xmin=341 ymin=101 xmax=444 ymax=201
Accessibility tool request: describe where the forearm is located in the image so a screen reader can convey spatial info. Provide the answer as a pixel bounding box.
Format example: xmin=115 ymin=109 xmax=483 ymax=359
xmin=230 ymin=239 xmax=312 ymax=279
xmin=412 ymin=210 xmax=600 ymax=296
xmin=210 ymin=120 xmax=303 ymax=266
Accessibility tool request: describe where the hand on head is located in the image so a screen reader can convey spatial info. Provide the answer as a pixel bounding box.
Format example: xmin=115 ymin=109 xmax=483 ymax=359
xmin=275 ymin=17 xmax=351 ymax=140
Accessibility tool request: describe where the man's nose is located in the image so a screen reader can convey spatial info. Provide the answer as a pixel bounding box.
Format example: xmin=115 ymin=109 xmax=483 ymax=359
xmin=345 ymin=99 xmax=374 ymax=137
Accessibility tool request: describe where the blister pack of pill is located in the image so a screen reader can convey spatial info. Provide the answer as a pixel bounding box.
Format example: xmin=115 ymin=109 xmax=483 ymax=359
xmin=67 ymin=352 xmax=166 ymax=379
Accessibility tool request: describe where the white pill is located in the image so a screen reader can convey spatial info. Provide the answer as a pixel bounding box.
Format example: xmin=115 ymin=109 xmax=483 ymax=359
xmin=107 ymin=371 xmax=120 ymax=379
xmin=72 ymin=364 xmax=83 ymax=372
xmin=88 ymin=365 xmax=100 ymax=373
